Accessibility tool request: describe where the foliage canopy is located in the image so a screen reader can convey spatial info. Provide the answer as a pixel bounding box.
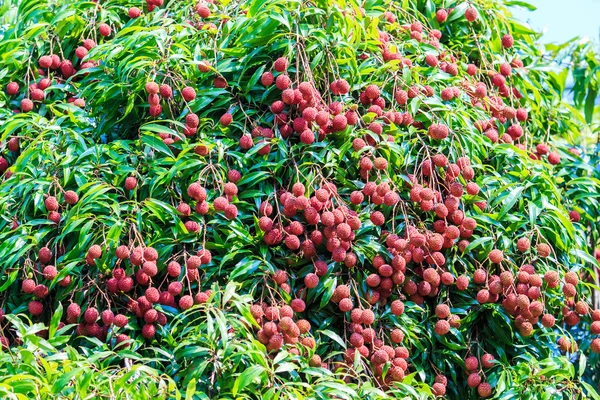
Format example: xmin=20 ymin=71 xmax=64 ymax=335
xmin=0 ymin=0 xmax=599 ymax=399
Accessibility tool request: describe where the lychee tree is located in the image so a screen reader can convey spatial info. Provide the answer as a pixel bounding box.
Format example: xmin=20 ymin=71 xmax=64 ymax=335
xmin=0 ymin=0 xmax=599 ymax=398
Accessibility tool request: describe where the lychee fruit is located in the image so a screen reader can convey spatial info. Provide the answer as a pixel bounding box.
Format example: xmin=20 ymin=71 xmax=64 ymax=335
xmin=274 ymin=57 xmax=288 ymax=72
xmin=99 ymin=23 xmax=111 ymax=37
xmin=125 ymin=176 xmax=137 ymax=190
xmin=436 ymin=9 xmax=448 ymax=23
xmin=488 ymin=249 xmax=504 ymax=264
xmin=179 ymin=295 xmax=194 ymax=310
xmin=435 ymin=320 xmax=450 ymax=335
xmin=67 ymin=303 xmax=81 ymax=319
xmin=502 ymin=34 xmax=514 ymax=48
xmin=477 ymin=383 xmax=492 ymax=398
xmin=220 ymin=113 xmax=233 ymax=126
xmin=44 ymin=196 xmax=59 ymax=211
xmin=64 ymin=190 xmax=79 ymax=205
xmin=7 ymin=81 xmax=19 ymax=95
xmin=465 ymin=7 xmax=478 ymax=22
xmin=128 ymin=7 xmax=141 ymax=18
xmin=467 ymin=373 xmax=481 ymax=388
xmin=182 ymin=86 xmax=196 ymax=101
xmin=42 ymin=265 xmax=57 ymax=280
xmin=537 ymin=243 xmax=551 ymax=258
xmin=102 ymin=310 xmax=114 ymax=325
xmin=465 ymin=356 xmax=478 ymax=371
xmin=28 ymin=301 xmax=44 ymax=316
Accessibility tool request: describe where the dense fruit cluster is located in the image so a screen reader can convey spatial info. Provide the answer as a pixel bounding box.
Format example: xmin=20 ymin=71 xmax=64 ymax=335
xmin=0 ymin=0 xmax=598 ymax=397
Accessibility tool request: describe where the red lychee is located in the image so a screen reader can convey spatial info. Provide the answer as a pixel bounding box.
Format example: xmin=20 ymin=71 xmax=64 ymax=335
xmin=220 ymin=113 xmax=233 ymax=126
xmin=435 ymin=320 xmax=450 ymax=335
xmin=125 ymin=176 xmax=137 ymax=190
xmin=274 ymin=57 xmax=289 ymax=72
xmin=182 ymin=86 xmax=196 ymax=101
xmin=502 ymin=34 xmax=514 ymax=48
xmin=465 ymin=7 xmax=478 ymax=22
xmin=28 ymin=301 xmax=43 ymax=316
xmin=99 ymin=23 xmax=111 ymax=37
xmin=128 ymin=7 xmax=141 ymax=18
xmin=44 ymin=196 xmax=59 ymax=211
xmin=7 ymin=81 xmax=19 ymax=95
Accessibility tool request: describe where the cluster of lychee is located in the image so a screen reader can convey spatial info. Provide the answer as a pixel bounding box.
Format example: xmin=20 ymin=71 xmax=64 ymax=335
xmin=23 ymin=240 xmax=215 ymax=345
xmin=530 ymin=143 xmax=561 ymax=165
xmin=184 ymin=176 xmax=240 ymax=228
xmin=23 ymin=245 xmax=72 ymax=319
xmin=463 ymin=354 xmax=494 ymax=398
xmin=249 ymin=301 xmax=321 ymax=367
xmin=40 ymin=191 xmax=79 ymax=225
xmin=433 ymin=303 xmax=460 ymax=336
xmin=6 ymin=39 xmax=98 ymax=114
xmin=339 ymin=298 xmax=410 ymax=386
xmin=258 ymin=181 xmax=361 ymax=269
xmin=67 ymin=302 xmax=132 ymax=344
xmin=105 ymin=244 xmax=212 ymax=341
xmin=144 ymin=81 xmax=196 ymax=122
xmin=188 ymin=1 xmax=219 ymax=31
xmin=240 ymin=56 xmax=357 ymax=153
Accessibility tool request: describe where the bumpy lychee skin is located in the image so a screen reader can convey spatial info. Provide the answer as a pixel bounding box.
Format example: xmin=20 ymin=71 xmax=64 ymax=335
xmin=179 ymin=295 xmax=194 ymax=310
xmin=432 ymin=382 xmax=446 ymax=397
xmin=481 ymin=353 xmax=495 ymax=368
xmin=591 ymin=338 xmax=600 ymax=354
xmin=488 ymin=249 xmax=504 ymax=264
xmin=113 ymin=314 xmax=128 ymax=328
xmin=28 ymin=301 xmax=44 ymax=316
xmin=44 ymin=196 xmax=59 ymax=211
xmin=537 ymin=243 xmax=551 ymax=258
xmin=220 ymin=113 xmax=233 ymax=126
xmin=22 ymin=279 xmax=36 ymax=294
xmin=39 ymin=246 xmax=52 ymax=264
xmin=467 ymin=373 xmax=481 ymax=388
xmin=102 ymin=310 xmax=114 ymax=325
xmin=124 ymin=176 xmax=137 ymax=191
xmin=88 ymin=244 xmax=102 ymax=259
xmin=64 ymin=190 xmax=79 ymax=205
xmin=99 ymin=23 xmax=111 ymax=37
xmin=465 ymin=356 xmax=478 ymax=371
xmin=436 ymin=9 xmax=448 ymax=23
xmin=141 ymin=324 xmax=156 ymax=339
xmin=435 ymin=320 xmax=450 ymax=335
xmin=260 ymin=71 xmax=274 ymax=86
xmin=517 ymin=237 xmax=530 ymax=252
xmin=7 ymin=81 xmax=19 ymax=96
xmin=67 ymin=303 xmax=81 ymax=319
xmin=39 ymin=55 xmax=52 ymax=68
xmin=477 ymin=383 xmax=492 ymax=398
xmin=291 ymin=298 xmax=306 ymax=313
xmin=128 ymin=7 xmax=141 ymax=18
xmin=502 ymin=34 xmax=514 ymax=48
xmin=435 ymin=304 xmax=450 ymax=319
xmin=428 ymin=123 xmax=449 ymax=140
xmin=115 ymin=245 xmax=130 ymax=260
xmin=370 ymin=211 xmax=384 ymax=226
xmin=43 ymin=265 xmax=57 ymax=280
xmin=34 ymin=284 xmax=48 ymax=298
xmin=465 ymin=7 xmax=478 ymax=22
xmin=274 ymin=57 xmax=289 ymax=72
xmin=84 ymin=308 xmax=99 ymax=323
xmin=548 ymin=152 xmax=560 ymax=165
xmin=304 ymin=273 xmax=319 ymax=289
xmin=569 ymin=210 xmax=580 ymax=222
xmin=182 ymin=86 xmax=196 ymax=101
